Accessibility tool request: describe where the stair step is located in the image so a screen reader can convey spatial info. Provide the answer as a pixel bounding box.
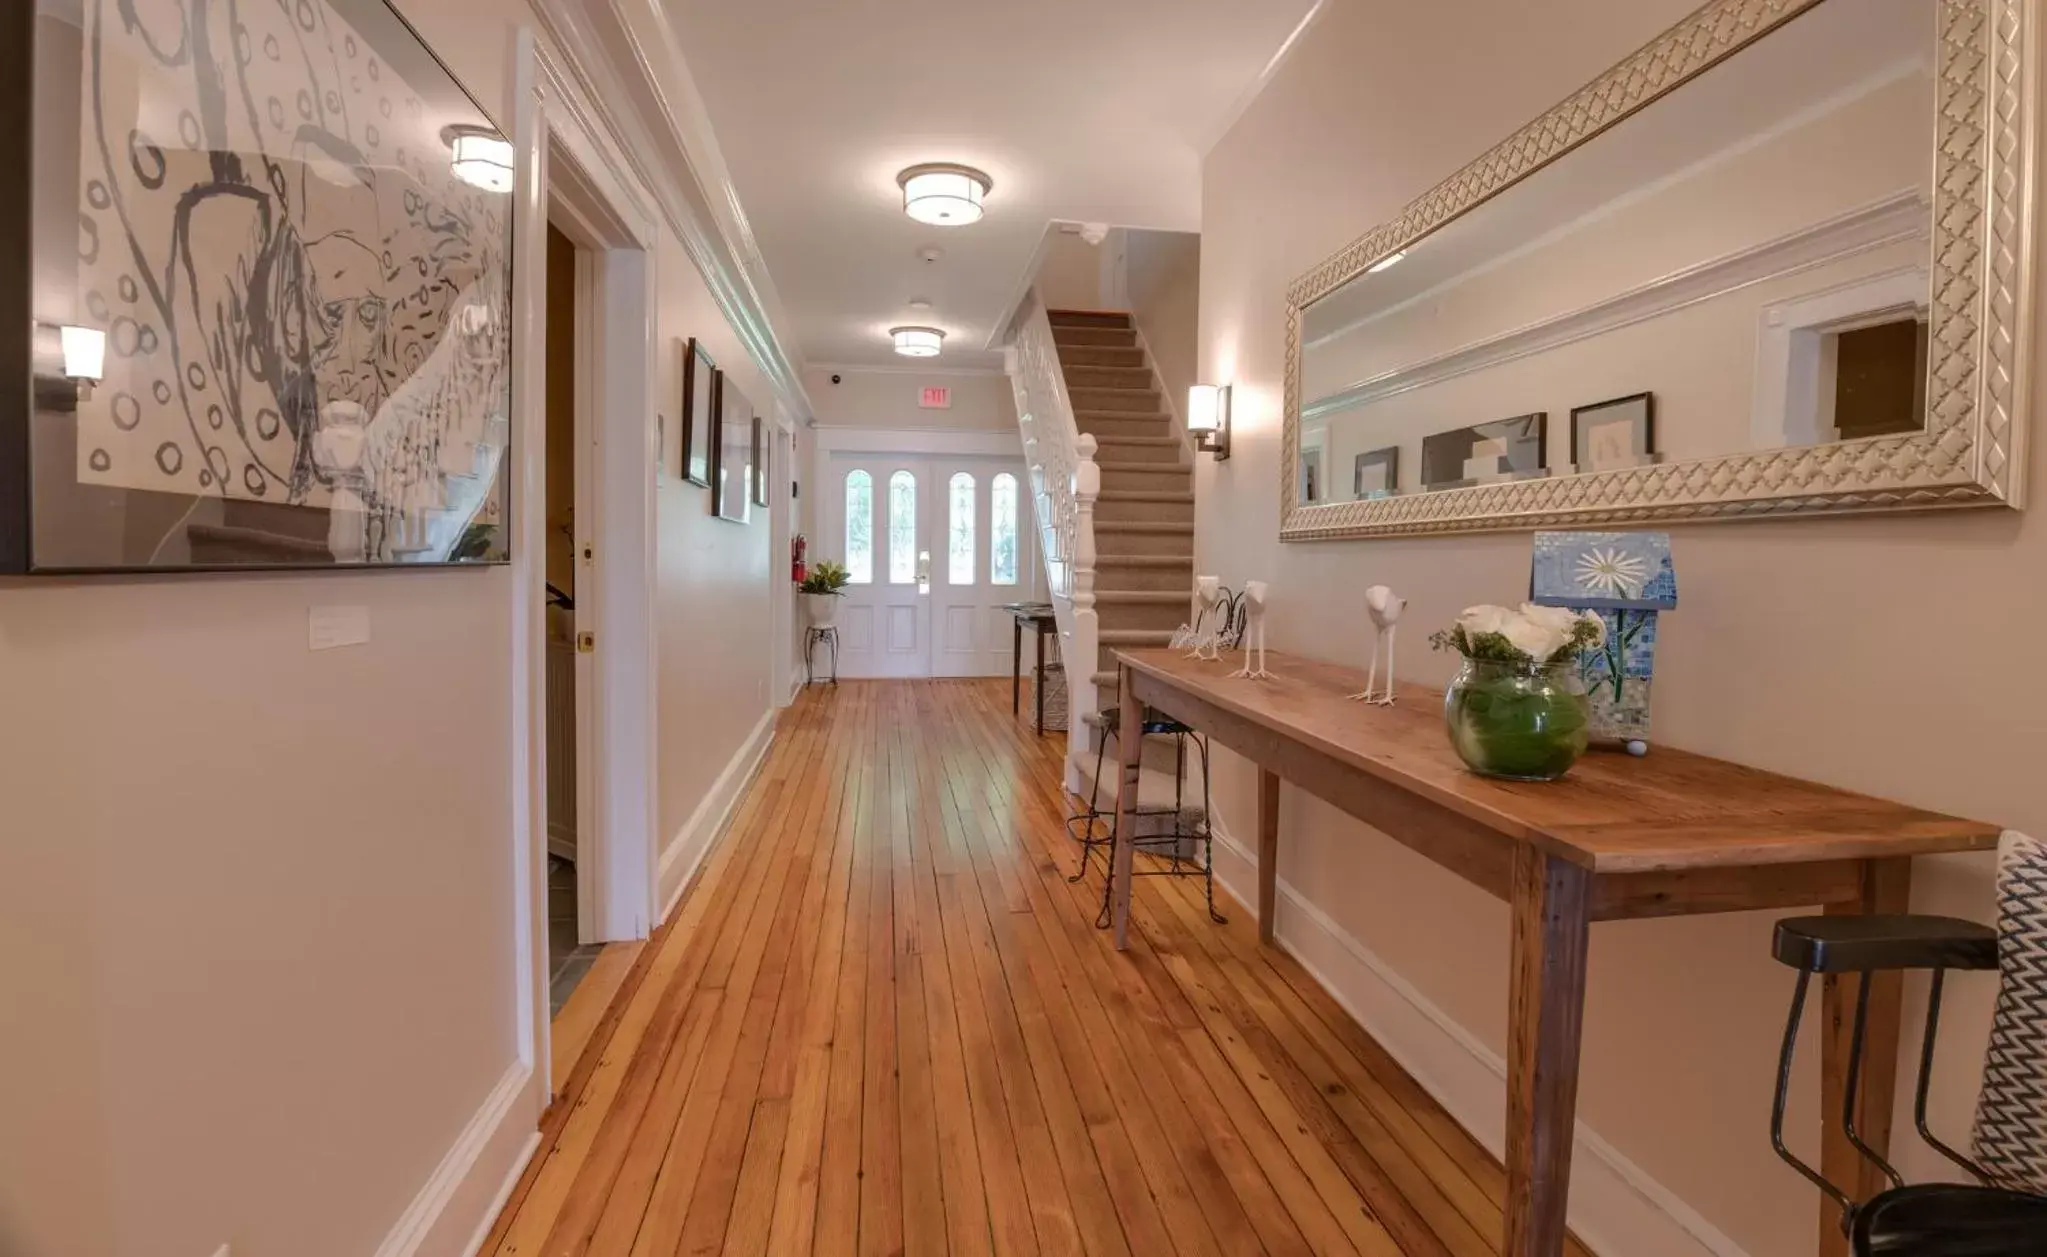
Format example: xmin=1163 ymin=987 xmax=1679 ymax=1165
xmin=1100 ymin=629 xmax=1178 ymax=646
xmin=1100 ymin=465 xmax=1193 ymax=496
xmin=1090 ymin=521 xmax=1194 ymax=553
xmin=1091 ymin=436 xmax=1185 ymax=465
xmin=1059 ymin=345 xmax=1146 ymax=369
xmin=1098 ymin=590 xmax=1189 ymax=606
xmin=1077 ymin=414 xmax=1174 ymax=440
xmin=1047 ymin=309 xmax=1134 ymax=330
xmin=1052 ymin=325 xmax=1139 ymax=349
xmin=1064 ymin=365 xmax=1154 ymax=389
xmin=1097 ymin=554 xmax=1195 ymax=591
xmin=1095 ymin=494 xmax=1194 ymax=526
xmin=1069 ymin=386 xmax=1161 ymax=413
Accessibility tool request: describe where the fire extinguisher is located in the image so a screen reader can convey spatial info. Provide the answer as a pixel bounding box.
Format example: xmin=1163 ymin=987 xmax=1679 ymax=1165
xmin=791 ymin=533 xmax=808 ymax=584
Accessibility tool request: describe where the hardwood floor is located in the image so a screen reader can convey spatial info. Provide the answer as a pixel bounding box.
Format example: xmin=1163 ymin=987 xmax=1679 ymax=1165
xmin=482 ymin=680 xmax=1592 ymax=1256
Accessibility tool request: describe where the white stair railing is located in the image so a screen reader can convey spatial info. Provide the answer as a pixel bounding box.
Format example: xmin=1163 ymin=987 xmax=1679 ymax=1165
xmin=1005 ymin=289 xmax=1099 ymax=786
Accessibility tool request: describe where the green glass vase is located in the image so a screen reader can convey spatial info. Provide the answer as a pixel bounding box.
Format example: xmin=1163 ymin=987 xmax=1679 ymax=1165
xmin=1444 ymin=657 xmax=1591 ymax=781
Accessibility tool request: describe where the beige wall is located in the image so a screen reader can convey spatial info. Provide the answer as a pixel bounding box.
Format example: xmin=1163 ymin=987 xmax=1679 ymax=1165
xmin=802 ymin=367 xmax=1016 ymax=430
xmin=0 ymin=2 xmax=781 ymax=1255
xmin=1035 ymin=227 xmax=1107 ymax=310
xmin=1125 ymin=229 xmax=1202 ymax=432
xmin=1198 ymin=2 xmax=2037 ymax=1255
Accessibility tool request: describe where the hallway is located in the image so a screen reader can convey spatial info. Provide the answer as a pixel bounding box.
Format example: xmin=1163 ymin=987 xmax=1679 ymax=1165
xmin=481 ymin=681 xmax=1586 ymax=1257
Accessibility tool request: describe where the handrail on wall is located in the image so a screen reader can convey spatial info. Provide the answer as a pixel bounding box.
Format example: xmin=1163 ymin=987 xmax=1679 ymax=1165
xmin=1005 ymin=289 xmax=1099 ymax=785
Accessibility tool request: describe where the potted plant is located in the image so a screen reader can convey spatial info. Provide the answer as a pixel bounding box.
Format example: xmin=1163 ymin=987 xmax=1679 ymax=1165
xmin=800 ymin=559 xmax=851 ymax=629
xmin=1429 ymin=604 xmax=1605 ymax=781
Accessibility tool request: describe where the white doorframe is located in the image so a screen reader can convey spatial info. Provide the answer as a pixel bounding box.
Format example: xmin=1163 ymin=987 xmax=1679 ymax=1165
xmin=513 ymin=29 xmax=662 ymax=1097
xmin=768 ymin=407 xmax=798 ymax=707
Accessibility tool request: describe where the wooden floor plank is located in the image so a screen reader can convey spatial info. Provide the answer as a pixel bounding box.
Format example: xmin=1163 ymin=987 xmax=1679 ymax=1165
xmin=483 ymin=679 xmax=1595 ymax=1256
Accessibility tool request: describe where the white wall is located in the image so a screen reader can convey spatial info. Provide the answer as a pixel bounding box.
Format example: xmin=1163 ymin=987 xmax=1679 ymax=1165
xmin=802 ymin=366 xmax=1015 ymax=431
xmin=0 ymin=2 xmax=785 ymax=1255
xmin=1198 ymin=2 xmax=2040 ymax=1255
xmin=1035 ymin=227 xmax=1108 ymax=310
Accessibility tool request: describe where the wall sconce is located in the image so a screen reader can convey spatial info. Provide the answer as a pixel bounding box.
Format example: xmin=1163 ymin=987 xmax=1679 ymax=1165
xmin=1188 ymin=383 xmax=1231 ymax=460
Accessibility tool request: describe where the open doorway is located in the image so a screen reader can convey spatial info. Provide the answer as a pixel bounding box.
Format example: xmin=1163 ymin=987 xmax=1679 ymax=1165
xmin=542 ymin=222 xmax=599 ymax=1015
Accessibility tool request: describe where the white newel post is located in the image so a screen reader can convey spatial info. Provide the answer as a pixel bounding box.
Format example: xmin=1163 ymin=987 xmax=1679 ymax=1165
xmin=1069 ymin=434 xmax=1100 ymax=773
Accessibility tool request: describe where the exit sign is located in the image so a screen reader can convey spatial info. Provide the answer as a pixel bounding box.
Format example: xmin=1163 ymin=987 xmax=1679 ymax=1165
xmin=919 ymin=386 xmax=952 ymax=409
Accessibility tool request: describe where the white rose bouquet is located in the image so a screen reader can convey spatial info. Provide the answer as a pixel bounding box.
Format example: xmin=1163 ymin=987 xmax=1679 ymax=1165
xmin=1429 ymin=603 xmax=1605 ymax=666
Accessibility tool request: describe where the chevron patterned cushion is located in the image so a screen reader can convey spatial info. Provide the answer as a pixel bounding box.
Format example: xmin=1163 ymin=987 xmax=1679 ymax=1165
xmin=1972 ymin=830 xmax=2047 ymax=1195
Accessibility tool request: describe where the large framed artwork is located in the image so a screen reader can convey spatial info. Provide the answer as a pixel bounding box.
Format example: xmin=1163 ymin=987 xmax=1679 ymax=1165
xmin=3 ymin=0 xmax=515 ymax=572
xmin=711 ymin=372 xmax=752 ymax=525
xmin=679 ymin=338 xmax=714 ymax=487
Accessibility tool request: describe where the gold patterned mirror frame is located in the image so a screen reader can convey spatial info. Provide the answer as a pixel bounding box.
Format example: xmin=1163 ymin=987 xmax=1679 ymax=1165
xmin=1280 ymin=0 xmax=2035 ymax=541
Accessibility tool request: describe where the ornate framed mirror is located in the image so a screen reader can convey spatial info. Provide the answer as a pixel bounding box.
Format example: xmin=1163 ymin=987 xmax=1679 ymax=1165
xmin=1281 ymin=0 xmax=2034 ymax=541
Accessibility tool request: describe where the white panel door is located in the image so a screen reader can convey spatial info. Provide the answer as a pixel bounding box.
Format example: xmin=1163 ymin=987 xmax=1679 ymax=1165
xmin=931 ymin=456 xmax=1040 ymax=678
xmin=828 ymin=455 xmax=932 ymax=678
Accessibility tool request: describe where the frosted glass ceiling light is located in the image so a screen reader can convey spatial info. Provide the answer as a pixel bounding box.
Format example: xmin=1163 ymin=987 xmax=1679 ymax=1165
xmin=447 ymin=127 xmax=515 ymax=193
xmin=891 ymin=326 xmax=945 ymax=358
xmin=897 ymin=163 xmax=991 ymax=226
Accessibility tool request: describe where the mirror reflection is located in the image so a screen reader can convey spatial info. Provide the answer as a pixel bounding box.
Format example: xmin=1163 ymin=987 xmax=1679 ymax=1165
xmin=1297 ymin=0 xmax=1932 ymax=505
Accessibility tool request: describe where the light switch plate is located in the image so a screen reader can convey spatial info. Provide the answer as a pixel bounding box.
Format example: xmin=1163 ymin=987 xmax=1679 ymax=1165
xmin=309 ymin=605 xmax=371 ymax=651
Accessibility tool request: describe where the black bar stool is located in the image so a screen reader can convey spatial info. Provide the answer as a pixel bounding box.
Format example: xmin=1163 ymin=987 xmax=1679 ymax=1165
xmin=1066 ymin=704 xmax=1225 ymax=930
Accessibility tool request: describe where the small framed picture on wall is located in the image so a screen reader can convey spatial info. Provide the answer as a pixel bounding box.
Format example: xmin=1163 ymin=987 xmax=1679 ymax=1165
xmin=679 ymin=338 xmax=716 ymax=486
xmin=751 ymin=417 xmax=770 ymax=507
xmin=712 ymin=372 xmax=753 ymax=524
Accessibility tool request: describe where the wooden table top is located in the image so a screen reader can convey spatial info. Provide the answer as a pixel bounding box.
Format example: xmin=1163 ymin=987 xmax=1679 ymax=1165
xmin=1117 ymin=648 xmax=2000 ymax=874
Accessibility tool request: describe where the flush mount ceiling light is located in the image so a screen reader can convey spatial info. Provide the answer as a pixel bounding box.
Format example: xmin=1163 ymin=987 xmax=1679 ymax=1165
xmin=1367 ymin=250 xmax=1407 ymax=274
xmin=891 ymin=326 xmax=945 ymax=358
xmin=897 ymin=163 xmax=991 ymax=226
xmin=445 ymin=126 xmax=514 ymax=193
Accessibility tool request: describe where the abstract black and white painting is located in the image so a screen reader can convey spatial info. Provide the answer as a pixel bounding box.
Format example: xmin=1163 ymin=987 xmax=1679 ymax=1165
xmin=6 ymin=0 xmax=513 ymax=571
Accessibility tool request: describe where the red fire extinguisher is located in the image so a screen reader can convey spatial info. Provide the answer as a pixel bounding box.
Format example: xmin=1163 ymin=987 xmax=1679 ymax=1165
xmin=792 ymin=533 xmax=808 ymax=584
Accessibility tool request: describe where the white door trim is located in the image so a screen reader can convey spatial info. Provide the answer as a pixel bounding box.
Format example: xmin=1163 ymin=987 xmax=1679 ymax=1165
xmin=513 ymin=29 xmax=663 ymax=1101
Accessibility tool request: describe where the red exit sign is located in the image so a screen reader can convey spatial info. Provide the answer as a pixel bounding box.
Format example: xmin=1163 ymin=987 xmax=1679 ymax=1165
xmin=919 ymin=386 xmax=952 ymax=409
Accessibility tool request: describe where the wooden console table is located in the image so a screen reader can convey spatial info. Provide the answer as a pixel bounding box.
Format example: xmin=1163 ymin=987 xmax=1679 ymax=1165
xmin=1109 ymin=648 xmax=1998 ymax=1257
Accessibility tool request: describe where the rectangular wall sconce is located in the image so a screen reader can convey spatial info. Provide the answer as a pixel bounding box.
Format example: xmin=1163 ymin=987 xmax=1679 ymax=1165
xmin=1187 ymin=382 xmax=1232 ymax=460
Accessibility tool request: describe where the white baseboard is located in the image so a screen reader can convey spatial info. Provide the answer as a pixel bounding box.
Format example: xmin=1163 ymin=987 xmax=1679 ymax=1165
xmin=659 ymin=708 xmax=778 ymax=921
xmin=372 ymin=1062 xmax=542 ymax=1257
xmin=1205 ymin=826 xmax=1749 ymax=1257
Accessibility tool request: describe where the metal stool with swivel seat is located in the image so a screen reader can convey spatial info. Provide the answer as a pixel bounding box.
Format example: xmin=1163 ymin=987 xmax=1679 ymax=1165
xmin=1766 ymin=834 xmax=2047 ymax=1253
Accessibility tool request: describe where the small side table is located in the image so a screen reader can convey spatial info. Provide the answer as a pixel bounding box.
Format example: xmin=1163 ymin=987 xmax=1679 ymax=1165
xmin=804 ymin=626 xmax=839 ymax=685
xmin=1000 ymin=601 xmax=1059 ymax=735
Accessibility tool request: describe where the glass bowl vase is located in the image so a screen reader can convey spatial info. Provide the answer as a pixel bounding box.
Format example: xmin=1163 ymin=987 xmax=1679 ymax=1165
xmin=1443 ymin=656 xmax=1591 ymax=781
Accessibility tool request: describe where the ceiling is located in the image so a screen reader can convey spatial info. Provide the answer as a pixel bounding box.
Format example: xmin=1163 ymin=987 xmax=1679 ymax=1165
xmin=666 ymin=0 xmax=1319 ymax=371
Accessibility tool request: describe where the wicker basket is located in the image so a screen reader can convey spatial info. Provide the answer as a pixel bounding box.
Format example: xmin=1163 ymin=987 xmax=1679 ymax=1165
xmin=1033 ymin=661 xmax=1069 ymax=733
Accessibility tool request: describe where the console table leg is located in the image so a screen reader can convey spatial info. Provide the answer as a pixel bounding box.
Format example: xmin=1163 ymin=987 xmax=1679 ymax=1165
xmin=1257 ymin=769 xmax=1280 ymax=945
xmin=1817 ymin=856 xmax=1911 ymax=1257
xmin=1111 ymin=673 xmax=1142 ymax=950
xmin=1504 ymin=846 xmax=1592 ymax=1257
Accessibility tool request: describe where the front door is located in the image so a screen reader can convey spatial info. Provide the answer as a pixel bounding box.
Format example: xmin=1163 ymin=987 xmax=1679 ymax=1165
xmin=827 ymin=452 xmax=1038 ymax=679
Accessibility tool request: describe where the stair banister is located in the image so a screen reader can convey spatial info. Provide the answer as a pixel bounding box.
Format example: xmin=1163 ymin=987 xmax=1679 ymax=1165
xmin=1004 ymin=289 xmax=1100 ymax=785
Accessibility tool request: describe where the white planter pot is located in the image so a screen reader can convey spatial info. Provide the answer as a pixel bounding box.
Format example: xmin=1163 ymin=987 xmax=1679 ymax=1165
xmin=805 ymin=593 xmax=840 ymax=629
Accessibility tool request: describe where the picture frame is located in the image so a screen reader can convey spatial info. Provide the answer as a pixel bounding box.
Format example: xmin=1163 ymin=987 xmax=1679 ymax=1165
xmin=680 ymin=338 xmax=715 ymax=487
xmin=1569 ymin=392 xmax=1656 ymax=473
xmin=1419 ymin=413 xmax=1548 ymax=491
xmin=751 ymin=417 xmax=770 ymax=507
xmin=6 ymin=0 xmax=515 ymax=572
xmin=711 ymin=371 xmax=752 ymax=524
xmin=1352 ymin=447 xmax=1399 ymax=499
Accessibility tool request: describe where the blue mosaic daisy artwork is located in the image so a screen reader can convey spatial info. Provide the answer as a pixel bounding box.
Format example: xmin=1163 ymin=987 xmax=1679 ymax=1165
xmin=1529 ymin=532 xmax=1677 ymax=751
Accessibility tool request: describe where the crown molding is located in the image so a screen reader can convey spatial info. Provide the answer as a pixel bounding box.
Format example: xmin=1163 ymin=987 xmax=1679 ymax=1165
xmin=527 ymin=0 xmax=815 ymax=424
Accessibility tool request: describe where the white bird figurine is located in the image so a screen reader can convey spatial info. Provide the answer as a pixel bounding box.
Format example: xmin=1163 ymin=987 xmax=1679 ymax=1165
xmin=1349 ymin=584 xmax=1407 ymax=705
xmin=1184 ymin=575 xmax=1222 ymax=658
xmin=1231 ymin=581 xmax=1273 ymax=679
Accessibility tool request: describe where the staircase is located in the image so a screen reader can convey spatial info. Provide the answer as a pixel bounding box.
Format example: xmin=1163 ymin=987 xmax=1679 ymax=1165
xmin=1040 ymin=310 xmax=1202 ymax=826
xmin=1046 ymin=310 xmax=1194 ymax=707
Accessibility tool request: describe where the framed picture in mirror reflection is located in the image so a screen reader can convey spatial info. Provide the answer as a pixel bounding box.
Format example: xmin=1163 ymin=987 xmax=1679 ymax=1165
xmin=1569 ymin=393 xmax=1657 ymax=474
xmin=1353 ymin=447 xmax=1399 ymax=499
